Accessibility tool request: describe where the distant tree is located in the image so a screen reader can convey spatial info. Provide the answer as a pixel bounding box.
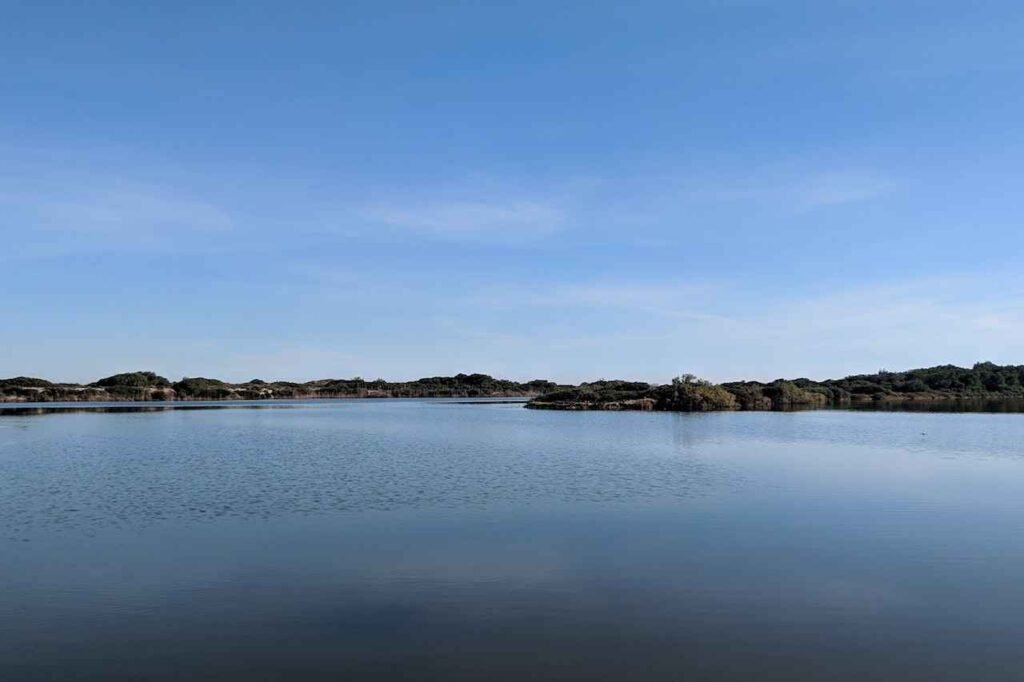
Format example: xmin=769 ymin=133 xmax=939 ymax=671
xmin=93 ymin=371 xmax=170 ymax=388
xmin=0 ymin=376 xmax=53 ymax=388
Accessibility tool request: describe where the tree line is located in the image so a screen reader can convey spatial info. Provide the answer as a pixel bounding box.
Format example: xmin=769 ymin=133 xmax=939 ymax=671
xmin=526 ymin=362 xmax=1024 ymax=411
xmin=4 ymin=363 xmax=1024 ymax=408
xmin=0 ymin=371 xmax=561 ymax=402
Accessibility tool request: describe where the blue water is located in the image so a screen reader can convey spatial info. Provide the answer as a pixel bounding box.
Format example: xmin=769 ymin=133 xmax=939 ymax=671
xmin=3 ymin=400 xmax=1024 ymax=680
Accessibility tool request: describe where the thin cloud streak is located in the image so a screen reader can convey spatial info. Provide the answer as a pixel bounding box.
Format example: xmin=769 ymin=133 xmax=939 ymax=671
xmin=0 ymin=169 xmax=235 ymax=261
xmin=359 ymin=199 xmax=565 ymax=239
xmin=668 ymin=168 xmax=897 ymax=210
xmin=449 ymin=273 xmax=1024 ymax=383
xmin=30 ymin=185 xmax=233 ymax=235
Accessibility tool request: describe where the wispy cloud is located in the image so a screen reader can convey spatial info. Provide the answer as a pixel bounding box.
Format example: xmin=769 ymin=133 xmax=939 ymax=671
xmin=1 ymin=166 xmax=234 ymax=260
xmin=37 ymin=185 xmax=231 ymax=234
xmin=668 ymin=168 xmax=897 ymax=211
xmin=358 ymin=199 xmax=564 ymax=240
xmin=790 ymin=172 xmax=896 ymax=209
xmin=449 ymin=272 xmax=1024 ymax=383
xmin=468 ymin=280 xmax=729 ymax=323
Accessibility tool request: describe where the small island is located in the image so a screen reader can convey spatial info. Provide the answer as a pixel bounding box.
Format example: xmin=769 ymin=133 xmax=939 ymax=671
xmin=2 ymin=363 xmax=1024 ymax=412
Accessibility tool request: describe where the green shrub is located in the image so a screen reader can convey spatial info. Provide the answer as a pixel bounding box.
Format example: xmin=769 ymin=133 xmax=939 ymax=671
xmin=93 ymin=371 xmax=170 ymax=388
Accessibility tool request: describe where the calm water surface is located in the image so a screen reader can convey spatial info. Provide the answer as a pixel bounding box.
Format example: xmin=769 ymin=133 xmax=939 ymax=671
xmin=3 ymin=400 xmax=1024 ymax=680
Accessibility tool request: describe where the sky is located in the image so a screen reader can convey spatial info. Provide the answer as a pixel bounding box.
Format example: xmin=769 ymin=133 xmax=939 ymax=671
xmin=2 ymin=0 xmax=1024 ymax=384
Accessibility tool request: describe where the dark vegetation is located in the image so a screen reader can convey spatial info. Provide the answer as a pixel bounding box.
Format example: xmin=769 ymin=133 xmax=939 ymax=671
xmin=3 ymin=363 xmax=1024 ymax=411
xmin=0 ymin=371 xmax=561 ymax=403
xmin=526 ymin=363 xmax=1024 ymax=412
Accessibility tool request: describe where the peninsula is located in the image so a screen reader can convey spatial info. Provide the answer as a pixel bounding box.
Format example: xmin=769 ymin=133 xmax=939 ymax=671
xmin=526 ymin=363 xmax=1024 ymax=411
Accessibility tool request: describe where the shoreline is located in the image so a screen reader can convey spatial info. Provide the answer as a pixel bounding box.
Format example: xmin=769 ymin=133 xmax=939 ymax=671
xmin=3 ymin=395 xmax=1023 ymax=417
xmin=526 ymin=395 xmax=1024 ymax=413
xmin=0 ymin=392 xmax=540 ymax=405
xmin=4 ymin=363 xmax=1024 ymax=413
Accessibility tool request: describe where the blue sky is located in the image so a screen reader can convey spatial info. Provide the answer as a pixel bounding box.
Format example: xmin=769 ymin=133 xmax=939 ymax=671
xmin=3 ymin=0 xmax=1024 ymax=383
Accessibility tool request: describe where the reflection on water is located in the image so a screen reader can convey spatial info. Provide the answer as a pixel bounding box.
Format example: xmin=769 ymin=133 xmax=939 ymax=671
xmin=0 ymin=400 xmax=301 ymax=416
xmin=5 ymin=396 xmax=1024 ymax=418
xmin=844 ymin=398 xmax=1024 ymax=413
xmin=0 ymin=398 xmax=530 ymax=416
xmin=3 ymin=401 xmax=1024 ymax=680
xmin=0 ymin=402 xmax=731 ymax=532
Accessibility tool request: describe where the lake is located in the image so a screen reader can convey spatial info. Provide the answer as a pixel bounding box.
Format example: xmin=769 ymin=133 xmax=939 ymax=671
xmin=3 ymin=399 xmax=1024 ymax=680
